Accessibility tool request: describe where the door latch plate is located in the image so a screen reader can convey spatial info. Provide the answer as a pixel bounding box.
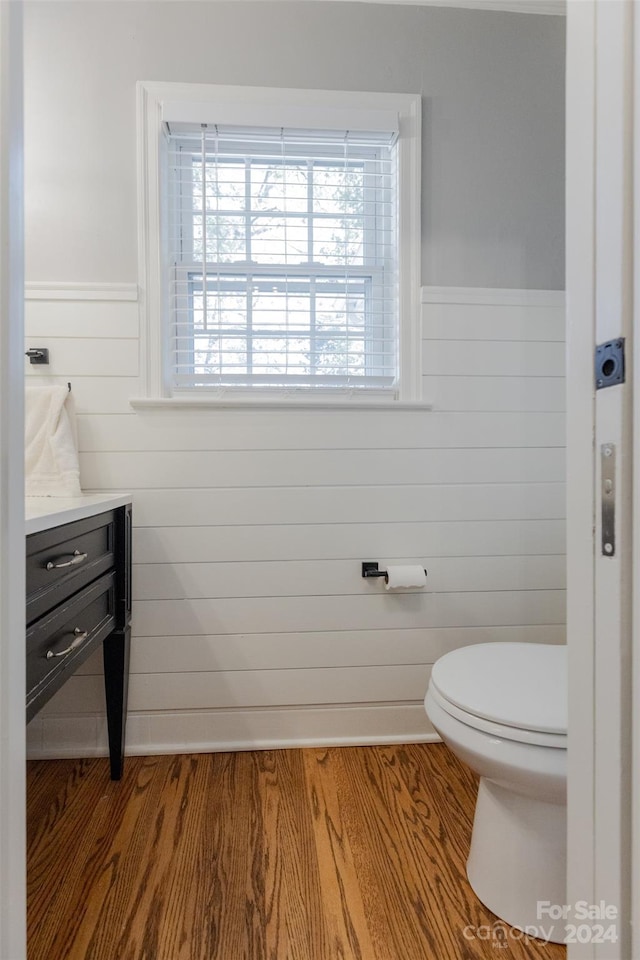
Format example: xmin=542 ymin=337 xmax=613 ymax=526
xmin=601 ymin=444 xmax=615 ymax=557
xmin=595 ymin=338 xmax=625 ymax=389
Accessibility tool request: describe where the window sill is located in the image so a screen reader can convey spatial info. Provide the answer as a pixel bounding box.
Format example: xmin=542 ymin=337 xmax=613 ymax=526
xmin=129 ymin=396 xmax=433 ymax=412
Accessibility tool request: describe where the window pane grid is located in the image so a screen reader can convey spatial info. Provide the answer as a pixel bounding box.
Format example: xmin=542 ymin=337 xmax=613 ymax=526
xmin=168 ymin=127 xmax=397 ymax=390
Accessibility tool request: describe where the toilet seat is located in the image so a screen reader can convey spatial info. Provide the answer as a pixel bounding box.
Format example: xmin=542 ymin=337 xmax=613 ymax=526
xmin=428 ymin=684 xmax=567 ymax=748
xmin=429 ymin=642 xmax=567 ymax=747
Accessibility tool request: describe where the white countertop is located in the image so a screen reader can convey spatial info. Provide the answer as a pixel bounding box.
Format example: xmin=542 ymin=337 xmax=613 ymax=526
xmin=25 ymin=493 xmax=132 ymax=535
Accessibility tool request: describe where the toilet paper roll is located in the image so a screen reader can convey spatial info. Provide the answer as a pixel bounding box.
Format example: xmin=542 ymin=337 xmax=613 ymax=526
xmin=384 ymin=565 xmax=427 ymax=590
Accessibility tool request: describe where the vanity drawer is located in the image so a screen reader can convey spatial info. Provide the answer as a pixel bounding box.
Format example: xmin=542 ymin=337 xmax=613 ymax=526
xmin=26 ymin=511 xmax=116 ymax=625
xmin=26 ymin=572 xmax=116 ymax=721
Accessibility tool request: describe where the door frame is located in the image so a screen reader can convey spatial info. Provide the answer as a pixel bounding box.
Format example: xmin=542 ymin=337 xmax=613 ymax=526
xmin=0 ymin=2 xmax=26 ymax=958
xmin=565 ymin=1 xmax=596 ymax=948
xmin=566 ymin=1 xmax=636 ymax=957
xmin=633 ymin=6 xmax=640 ymax=955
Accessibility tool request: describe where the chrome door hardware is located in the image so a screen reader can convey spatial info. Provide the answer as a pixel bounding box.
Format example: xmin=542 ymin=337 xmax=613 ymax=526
xmin=595 ymin=338 xmax=625 ymax=389
xmin=601 ymin=444 xmax=616 ymax=557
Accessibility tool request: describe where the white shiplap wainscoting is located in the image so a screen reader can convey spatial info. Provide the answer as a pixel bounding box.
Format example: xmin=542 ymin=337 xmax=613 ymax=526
xmin=24 ymin=284 xmax=566 ymax=759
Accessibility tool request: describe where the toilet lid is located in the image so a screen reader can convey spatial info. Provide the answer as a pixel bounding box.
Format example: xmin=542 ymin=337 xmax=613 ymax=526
xmin=430 ymin=642 xmax=567 ymax=735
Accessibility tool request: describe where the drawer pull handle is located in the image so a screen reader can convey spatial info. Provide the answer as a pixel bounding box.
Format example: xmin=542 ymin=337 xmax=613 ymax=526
xmin=45 ymin=627 xmax=89 ymax=659
xmin=45 ymin=550 xmax=88 ymax=571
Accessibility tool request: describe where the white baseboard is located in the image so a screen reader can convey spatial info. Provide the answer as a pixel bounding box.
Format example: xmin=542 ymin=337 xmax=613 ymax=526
xmin=27 ymin=702 xmax=439 ymax=760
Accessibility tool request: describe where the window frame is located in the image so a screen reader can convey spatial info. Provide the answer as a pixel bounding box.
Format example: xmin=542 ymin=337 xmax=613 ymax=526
xmin=136 ymin=81 xmax=422 ymax=406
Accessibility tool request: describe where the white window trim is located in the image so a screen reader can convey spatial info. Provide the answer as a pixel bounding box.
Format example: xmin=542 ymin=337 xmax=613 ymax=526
xmin=135 ymin=81 xmax=422 ymax=407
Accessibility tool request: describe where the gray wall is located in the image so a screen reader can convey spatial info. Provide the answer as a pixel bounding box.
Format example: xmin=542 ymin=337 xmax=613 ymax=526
xmin=23 ymin=0 xmax=565 ymax=290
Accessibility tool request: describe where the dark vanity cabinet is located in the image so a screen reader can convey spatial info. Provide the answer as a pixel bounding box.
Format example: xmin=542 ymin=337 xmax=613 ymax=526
xmin=26 ymin=502 xmax=132 ymax=779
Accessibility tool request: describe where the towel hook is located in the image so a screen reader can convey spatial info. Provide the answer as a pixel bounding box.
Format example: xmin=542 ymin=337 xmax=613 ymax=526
xmin=25 ymin=347 xmax=49 ymax=365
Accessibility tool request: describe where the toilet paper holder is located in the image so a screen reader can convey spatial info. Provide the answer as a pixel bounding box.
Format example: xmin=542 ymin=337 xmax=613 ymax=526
xmin=361 ymin=561 xmax=427 ymax=583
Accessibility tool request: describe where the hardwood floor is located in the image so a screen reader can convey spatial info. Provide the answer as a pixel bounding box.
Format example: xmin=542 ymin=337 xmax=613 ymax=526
xmin=27 ymin=743 xmax=566 ymax=960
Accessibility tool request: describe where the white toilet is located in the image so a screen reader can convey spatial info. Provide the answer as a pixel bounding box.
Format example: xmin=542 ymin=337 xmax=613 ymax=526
xmin=424 ymin=642 xmax=567 ymax=942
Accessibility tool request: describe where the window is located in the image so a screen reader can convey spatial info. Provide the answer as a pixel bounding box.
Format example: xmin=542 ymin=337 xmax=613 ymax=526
xmin=170 ymin=128 xmax=395 ymax=391
xmin=137 ymin=84 xmax=421 ymax=404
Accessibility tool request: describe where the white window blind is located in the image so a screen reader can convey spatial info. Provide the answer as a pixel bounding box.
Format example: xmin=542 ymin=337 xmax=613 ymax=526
xmin=166 ymin=124 xmax=398 ymax=393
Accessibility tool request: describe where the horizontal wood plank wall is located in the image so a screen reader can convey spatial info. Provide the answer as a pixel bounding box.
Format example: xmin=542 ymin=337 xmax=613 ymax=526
xmin=24 ymin=285 xmax=566 ymax=759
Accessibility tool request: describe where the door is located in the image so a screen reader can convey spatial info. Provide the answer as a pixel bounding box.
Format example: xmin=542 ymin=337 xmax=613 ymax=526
xmin=566 ymin=1 xmax=635 ymax=957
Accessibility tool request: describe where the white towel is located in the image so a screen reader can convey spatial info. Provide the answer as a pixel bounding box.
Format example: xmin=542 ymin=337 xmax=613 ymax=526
xmin=25 ymin=385 xmax=83 ymax=498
